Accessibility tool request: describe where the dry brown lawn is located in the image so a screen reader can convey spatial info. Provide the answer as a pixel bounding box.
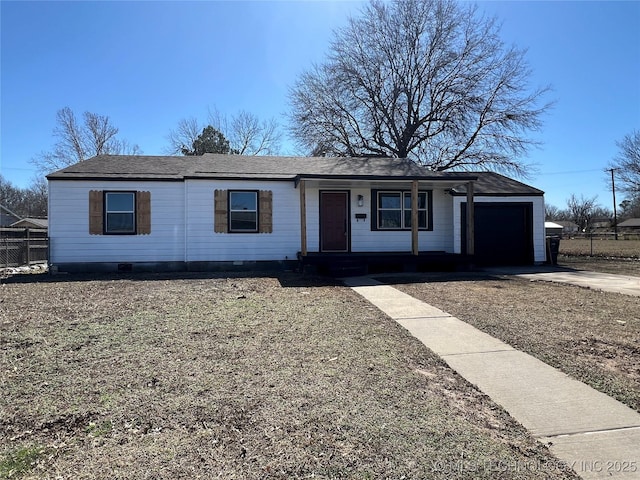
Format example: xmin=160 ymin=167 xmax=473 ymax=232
xmin=0 ymin=273 xmax=577 ymax=479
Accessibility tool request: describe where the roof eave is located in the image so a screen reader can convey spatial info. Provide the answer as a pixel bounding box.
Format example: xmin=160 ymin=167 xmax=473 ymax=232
xmin=294 ymin=173 xmax=479 ymax=187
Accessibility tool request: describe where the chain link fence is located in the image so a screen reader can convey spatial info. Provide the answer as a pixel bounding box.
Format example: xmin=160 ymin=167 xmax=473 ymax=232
xmin=0 ymin=228 xmax=48 ymax=268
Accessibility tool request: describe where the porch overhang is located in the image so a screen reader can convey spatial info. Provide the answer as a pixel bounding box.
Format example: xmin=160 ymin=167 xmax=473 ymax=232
xmin=296 ymin=175 xmax=477 ymax=263
xmin=293 ymin=174 xmax=478 ymax=189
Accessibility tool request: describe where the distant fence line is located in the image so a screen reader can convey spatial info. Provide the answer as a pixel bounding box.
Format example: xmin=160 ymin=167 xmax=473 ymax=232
xmin=0 ymin=228 xmax=48 ymax=268
xmin=561 ymin=232 xmax=640 ymax=241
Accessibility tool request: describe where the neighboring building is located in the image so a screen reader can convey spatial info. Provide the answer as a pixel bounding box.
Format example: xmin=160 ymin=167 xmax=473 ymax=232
xmin=617 ymin=218 xmax=640 ymax=230
xmin=544 ymin=221 xmax=563 ymax=237
xmin=591 ymin=216 xmax=612 ymax=230
xmin=47 ymin=154 xmax=547 ymax=273
xmin=10 ymin=218 xmax=48 ymax=229
xmin=554 ymin=220 xmax=580 ymax=235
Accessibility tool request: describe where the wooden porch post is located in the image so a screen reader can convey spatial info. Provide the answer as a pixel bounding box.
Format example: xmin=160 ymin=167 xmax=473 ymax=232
xmin=411 ymin=180 xmax=419 ymax=256
xmin=466 ymin=181 xmax=475 ymax=256
xmin=299 ymin=180 xmax=307 ymax=256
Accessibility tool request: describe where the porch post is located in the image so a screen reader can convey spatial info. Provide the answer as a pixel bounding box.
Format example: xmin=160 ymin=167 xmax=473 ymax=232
xmin=411 ymin=180 xmax=419 ymax=256
xmin=466 ymin=181 xmax=475 ymax=256
xmin=299 ymin=180 xmax=307 ymax=256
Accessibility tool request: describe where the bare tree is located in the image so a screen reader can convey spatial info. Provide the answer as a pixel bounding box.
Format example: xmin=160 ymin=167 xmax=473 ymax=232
xmin=610 ymin=130 xmax=640 ymax=196
xmin=167 ymin=109 xmax=282 ymax=156
xmin=31 ymin=107 xmax=141 ymax=174
xmin=566 ymin=194 xmax=599 ymax=231
xmin=0 ymin=175 xmax=47 ymax=218
xmin=165 ymin=117 xmax=203 ymax=155
xmin=0 ymin=175 xmax=23 ymax=215
xmin=229 ymin=111 xmax=281 ymax=155
xmin=288 ymin=0 xmax=551 ymax=176
xmin=545 ymin=204 xmax=562 ymax=221
xmin=23 ymin=177 xmax=48 ymax=218
xmin=209 ymin=108 xmax=282 ymax=155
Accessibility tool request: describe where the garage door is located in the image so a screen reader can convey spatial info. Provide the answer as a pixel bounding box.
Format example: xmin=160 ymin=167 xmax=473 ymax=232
xmin=462 ymin=202 xmax=534 ymax=265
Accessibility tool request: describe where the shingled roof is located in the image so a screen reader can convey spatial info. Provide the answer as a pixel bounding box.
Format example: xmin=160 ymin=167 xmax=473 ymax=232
xmin=47 ymin=154 xmax=461 ymax=180
xmin=47 ymin=154 xmax=542 ymax=195
xmin=449 ymin=171 xmax=543 ymax=196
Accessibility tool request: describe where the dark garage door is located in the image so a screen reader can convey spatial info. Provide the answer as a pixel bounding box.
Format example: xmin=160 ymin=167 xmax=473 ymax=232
xmin=462 ymin=202 xmax=534 ymax=265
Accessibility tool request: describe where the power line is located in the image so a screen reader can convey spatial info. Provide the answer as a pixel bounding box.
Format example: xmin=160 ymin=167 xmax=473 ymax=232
xmin=536 ymin=168 xmax=604 ymax=176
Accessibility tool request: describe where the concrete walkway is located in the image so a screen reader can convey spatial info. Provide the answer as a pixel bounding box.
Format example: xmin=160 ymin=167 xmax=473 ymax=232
xmin=343 ymin=276 xmax=640 ymax=480
xmin=483 ymin=266 xmax=640 ymax=297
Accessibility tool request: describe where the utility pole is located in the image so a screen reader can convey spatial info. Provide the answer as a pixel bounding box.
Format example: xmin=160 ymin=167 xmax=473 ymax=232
xmin=608 ymin=168 xmax=618 ymax=240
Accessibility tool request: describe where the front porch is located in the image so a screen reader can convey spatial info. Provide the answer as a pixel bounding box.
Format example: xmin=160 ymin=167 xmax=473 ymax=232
xmin=296 ymin=177 xmax=477 ymax=270
xmin=298 ymin=251 xmax=473 ymax=277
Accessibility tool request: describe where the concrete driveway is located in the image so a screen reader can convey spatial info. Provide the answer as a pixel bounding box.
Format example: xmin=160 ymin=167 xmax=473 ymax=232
xmin=483 ymin=266 xmax=640 ymax=297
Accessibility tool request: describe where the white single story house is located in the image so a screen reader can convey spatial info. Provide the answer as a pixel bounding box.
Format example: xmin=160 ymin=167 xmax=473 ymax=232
xmin=47 ymin=154 xmax=546 ymax=273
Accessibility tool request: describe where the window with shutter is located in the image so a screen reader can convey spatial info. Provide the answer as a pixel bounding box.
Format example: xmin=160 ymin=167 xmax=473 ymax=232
xmin=215 ymin=189 xmax=273 ymax=234
xmin=88 ymin=190 xmax=151 ymax=235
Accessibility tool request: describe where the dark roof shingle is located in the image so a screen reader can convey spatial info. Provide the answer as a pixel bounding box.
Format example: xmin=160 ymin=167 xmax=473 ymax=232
xmin=47 ymin=154 xmax=542 ymax=195
xmin=449 ymin=171 xmax=543 ymax=196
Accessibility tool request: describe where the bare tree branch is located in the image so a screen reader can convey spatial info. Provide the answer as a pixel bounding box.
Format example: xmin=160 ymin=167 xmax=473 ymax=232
xmin=288 ymin=0 xmax=551 ymax=177
xmin=566 ymin=194 xmax=600 ymax=231
xmin=610 ymin=130 xmax=640 ymax=196
xmin=31 ymin=107 xmax=141 ymax=174
xmin=0 ymin=174 xmax=48 ymax=218
xmin=167 ymin=108 xmax=283 ymax=156
xmin=165 ymin=117 xmax=202 ymax=155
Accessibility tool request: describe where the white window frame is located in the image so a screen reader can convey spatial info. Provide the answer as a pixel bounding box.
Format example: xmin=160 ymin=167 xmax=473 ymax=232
xmin=228 ymin=190 xmax=259 ymax=233
xmin=376 ymin=190 xmax=428 ymax=230
xmin=104 ymin=191 xmax=136 ymax=234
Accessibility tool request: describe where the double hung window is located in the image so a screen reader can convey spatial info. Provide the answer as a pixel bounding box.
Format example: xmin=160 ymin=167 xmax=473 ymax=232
xmin=105 ymin=192 xmax=136 ymax=234
xmin=229 ymin=191 xmax=258 ymax=232
xmin=374 ymin=190 xmax=431 ymax=230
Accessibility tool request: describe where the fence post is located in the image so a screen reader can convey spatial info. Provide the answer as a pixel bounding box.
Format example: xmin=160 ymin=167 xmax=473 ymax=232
xmin=26 ymin=228 xmax=31 ymax=265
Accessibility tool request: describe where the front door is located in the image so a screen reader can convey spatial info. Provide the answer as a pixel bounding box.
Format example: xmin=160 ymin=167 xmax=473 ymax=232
xmin=320 ymin=191 xmax=349 ymax=252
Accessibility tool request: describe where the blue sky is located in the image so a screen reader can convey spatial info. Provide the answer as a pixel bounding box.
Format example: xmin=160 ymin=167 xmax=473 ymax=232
xmin=1 ymin=0 xmax=639 ymax=210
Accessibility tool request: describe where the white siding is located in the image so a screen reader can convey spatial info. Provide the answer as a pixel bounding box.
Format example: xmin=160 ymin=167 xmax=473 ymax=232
xmin=51 ymin=179 xmax=543 ymax=266
xmin=304 ymin=186 xmax=455 ymax=253
xmin=185 ymin=180 xmax=300 ymax=262
xmin=452 ymin=195 xmax=546 ymax=263
xmin=49 ymin=180 xmax=185 ymax=264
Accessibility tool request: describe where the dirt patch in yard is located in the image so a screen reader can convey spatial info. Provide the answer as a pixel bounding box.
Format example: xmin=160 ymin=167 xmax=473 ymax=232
xmin=0 ymin=272 xmax=576 ymax=479
xmin=385 ymin=272 xmax=640 ymax=413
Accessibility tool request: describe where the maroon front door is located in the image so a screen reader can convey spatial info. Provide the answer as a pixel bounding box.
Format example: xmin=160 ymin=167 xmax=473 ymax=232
xmin=320 ymin=191 xmax=349 ymax=252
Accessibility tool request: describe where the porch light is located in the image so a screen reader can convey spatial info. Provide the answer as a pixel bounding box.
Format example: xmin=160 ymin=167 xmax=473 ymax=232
xmin=357 ymin=194 xmax=364 ymax=207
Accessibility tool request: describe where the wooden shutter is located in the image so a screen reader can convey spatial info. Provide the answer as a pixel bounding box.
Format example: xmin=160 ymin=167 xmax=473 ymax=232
xmin=136 ymin=191 xmax=151 ymax=235
xmin=89 ymin=190 xmax=103 ymax=235
xmin=214 ymin=189 xmax=228 ymax=233
xmin=259 ymin=190 xmax=273 ymax=233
